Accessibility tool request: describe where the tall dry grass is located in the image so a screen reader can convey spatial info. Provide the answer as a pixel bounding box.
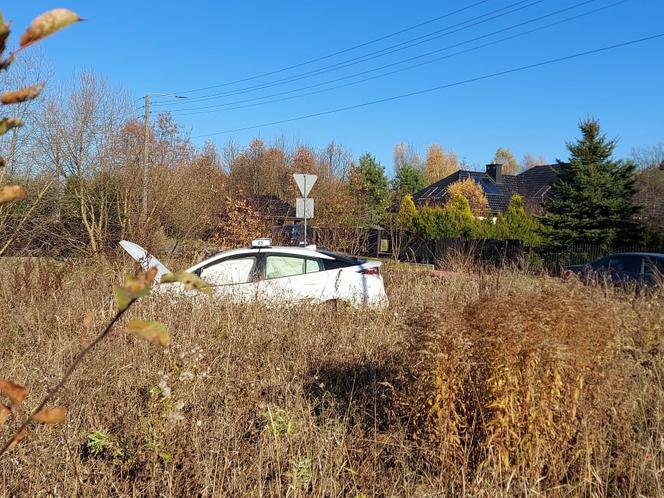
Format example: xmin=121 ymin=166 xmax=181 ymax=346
xmin=0 ymin=257 xmax=662 ymax=496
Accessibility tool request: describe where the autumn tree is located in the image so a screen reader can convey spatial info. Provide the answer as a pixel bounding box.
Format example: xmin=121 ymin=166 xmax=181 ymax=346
xmin=424 ymin=143 xmax=458 ymax=183
xmin=295 ymin=144 xmax=354 ymax=226
xmin=631 ymin=144 xmax=664 ymax=234
xmin=159 ymin=140 xmax=226 ymax=240
xmin=446 ymin=177 xmax=489 ymax=216
xmin=493 ymin=147 xmax=520 ymax=174
xmin=227 ymin=139 xmax=291 ymax=200
xmin=211 ymin=196 xmax=269 ymax=248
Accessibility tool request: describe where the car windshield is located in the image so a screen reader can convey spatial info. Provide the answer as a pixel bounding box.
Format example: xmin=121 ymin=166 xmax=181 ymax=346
xmin=608 ymin=255 xmax=642 ymax=273
xmin=200 ymin=257 xmax=257 ymax=285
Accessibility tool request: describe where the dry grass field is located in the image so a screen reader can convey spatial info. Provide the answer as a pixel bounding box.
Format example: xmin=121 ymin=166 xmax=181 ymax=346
xmin=0 ymin=257 xmax=663 ymax=497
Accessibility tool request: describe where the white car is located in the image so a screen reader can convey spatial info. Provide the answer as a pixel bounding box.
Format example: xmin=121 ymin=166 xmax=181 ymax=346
xmin=120 ymin=239 xmax=388 ymax=308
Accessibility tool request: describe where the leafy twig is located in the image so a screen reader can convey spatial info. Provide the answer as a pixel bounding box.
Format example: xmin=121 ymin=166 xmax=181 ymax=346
xmin=0 ymin=296 xmax=138 ymax=459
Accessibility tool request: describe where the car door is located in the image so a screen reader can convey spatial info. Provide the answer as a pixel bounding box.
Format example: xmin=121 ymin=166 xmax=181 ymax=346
xmin=607 ymin=255 xmax=641 ymax=283
xmin=197 ymin=255 xmax=260 ymax=302
xmin=588 ymin=256 xmax=609 ymax=282
xmin=643 ymin=257 xmax=664 ymax=286
xmin=259 ymin=253 xmax=329 ymax=304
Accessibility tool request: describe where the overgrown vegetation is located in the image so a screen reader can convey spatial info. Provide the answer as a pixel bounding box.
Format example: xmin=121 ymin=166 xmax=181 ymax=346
xmin=398 ymin=192 xmax=542 ymax=246
xmin=0 ymin=258 xmax=662 ymax=496
xmin=0 ymin=7 xmax=212 ymax=458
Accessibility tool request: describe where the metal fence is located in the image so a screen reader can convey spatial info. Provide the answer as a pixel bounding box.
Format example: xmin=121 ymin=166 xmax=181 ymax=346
xmin=534 ymin=243 xmax=650 ymax=274
xmin=274 ymin=224 xmax=659 ymax=274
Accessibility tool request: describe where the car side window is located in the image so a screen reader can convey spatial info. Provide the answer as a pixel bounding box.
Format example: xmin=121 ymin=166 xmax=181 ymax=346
xmin=265 ymin=255 xmax=323 ymax=279
xmin=590 ymin=257 xmax=609 ymax=271
xmin=305 ymin=259 xmax=323 ymax=273
xmin=607 ymin=258 xmax=625 ymax=272
xmin=612 ymin=256 xmax=640 ymax=273
xmin=200 ymin=257 xmax=257 ymax=285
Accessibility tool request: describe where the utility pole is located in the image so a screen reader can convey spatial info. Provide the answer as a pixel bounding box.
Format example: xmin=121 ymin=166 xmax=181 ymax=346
xmin=303 ymin=175 xmax=308 ymax=245
xmin=141 ymin=94 xmax=150 ymax=223
xmin=140 ymin=92 xmax=187 ymax=224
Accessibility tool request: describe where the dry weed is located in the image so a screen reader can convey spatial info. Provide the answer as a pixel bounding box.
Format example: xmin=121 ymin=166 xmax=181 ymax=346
xmin=0 ymin=259 xmax=662 ymax=496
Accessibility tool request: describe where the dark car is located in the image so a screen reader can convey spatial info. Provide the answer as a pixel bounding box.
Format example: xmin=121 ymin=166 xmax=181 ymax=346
xmin=563 ymin=252 xmax=664 ymax=287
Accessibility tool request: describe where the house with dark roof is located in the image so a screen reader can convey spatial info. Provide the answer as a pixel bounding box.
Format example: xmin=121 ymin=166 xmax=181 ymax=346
xmin=411 ymin=162 xmax=565 ymax=214
xmin=246 ymin=194 xmax=297 ymax=225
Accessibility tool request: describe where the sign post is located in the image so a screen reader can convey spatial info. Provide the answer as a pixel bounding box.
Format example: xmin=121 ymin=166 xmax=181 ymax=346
xmin=293 ymin=173 xmax=317 ymax=245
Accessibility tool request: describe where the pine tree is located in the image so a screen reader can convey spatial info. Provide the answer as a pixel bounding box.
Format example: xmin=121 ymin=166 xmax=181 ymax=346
xmin=392 ymin=163 xmax=427 ymax=200
xmin=349 ymin=153 xmax=389 ymax=226
xmin=543 ymin=119 xmax=641 ymax=247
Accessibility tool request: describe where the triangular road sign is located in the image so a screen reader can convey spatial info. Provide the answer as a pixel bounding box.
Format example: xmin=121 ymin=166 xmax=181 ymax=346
xmin=293 ymin=173 xmax=317 ymax=197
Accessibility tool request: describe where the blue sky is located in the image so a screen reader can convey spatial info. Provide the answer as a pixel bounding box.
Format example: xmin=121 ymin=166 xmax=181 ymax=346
xmin=7 ymin=0 xmax=664 ymax=174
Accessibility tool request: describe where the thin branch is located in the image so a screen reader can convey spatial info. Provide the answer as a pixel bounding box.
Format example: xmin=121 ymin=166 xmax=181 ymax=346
xmin=0 ymin=297 xmax=138 ymax=459
xmin=0 ymin=179 xmax=54 ymax=257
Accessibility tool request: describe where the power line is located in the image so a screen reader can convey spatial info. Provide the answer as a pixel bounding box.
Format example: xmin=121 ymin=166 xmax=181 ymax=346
xmin=155 ymin=0 xmax=541 ymax=106
xmin=152 ymin=0 xmax=545 ymax=107
xmin=157 ymin=0 xmax=493 ymax=97
xmin=171 ymin=0 xmax=616 ymax=116
xmin=190 ymin=32 xmax=664 ymax=138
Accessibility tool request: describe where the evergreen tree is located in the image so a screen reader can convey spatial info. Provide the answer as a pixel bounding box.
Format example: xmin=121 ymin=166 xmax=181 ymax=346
xmin=392 ymin=163 xmax=427 ymax=200
xmin=543 ymin=119 xmax=641 ymax=247
xmin=495 ymin=194 xmax=543 ymax=246
xmin=395 ymin=194 xmax=417 ymax=230
xmin=349 ymin=153 xmax=390 ymax=226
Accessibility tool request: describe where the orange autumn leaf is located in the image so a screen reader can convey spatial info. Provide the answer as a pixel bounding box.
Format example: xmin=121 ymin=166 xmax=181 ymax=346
xmin=1 ymin=83 xmax=44 ymax=105
xmin=32 ymin=406 xmax=66 ymax=424
xmin=19 ymin=9 xmax=82 ymax=48
xmin=126 ymin=319 xmax=170 ymax=347
xmin=0 ymin=185 xmax=26 ymax=204
xmin=114 ymin=266 xmax=159 ymax=310
xmin=0 ymin=379 xmax=28 ymax=407
xmin=137 ymin=266 xmax=158 ymax=285
xmin=0 ymin=405 xmax=10 ymax=427
xmin=7 ymin=428 xmax=27 ymax=451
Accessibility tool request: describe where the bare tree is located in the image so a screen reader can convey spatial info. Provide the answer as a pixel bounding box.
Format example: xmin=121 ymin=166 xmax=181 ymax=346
xmin=393 ymin=142 xmax=421 ymax=172
xmin=32 ymin=72 xmax=132 ymax=253
xmin=0 ymin=50 xmax=52 ymax=178
xmin=522 ymin=153 xmax=548 ymax=170
xmin=319 ymin=140 xmax=352 ymax=180
xmin=631 ymin=144 xmax=664 ymax=232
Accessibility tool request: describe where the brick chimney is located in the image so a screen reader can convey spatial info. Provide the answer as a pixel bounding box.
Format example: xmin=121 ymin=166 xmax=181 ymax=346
xmin=486 ymin=163 xmax=503 ymax=184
